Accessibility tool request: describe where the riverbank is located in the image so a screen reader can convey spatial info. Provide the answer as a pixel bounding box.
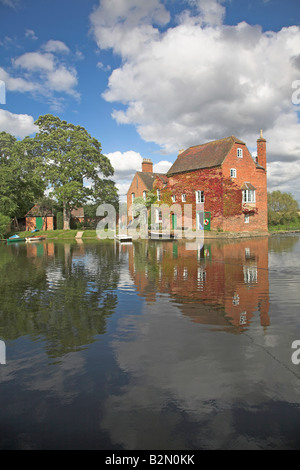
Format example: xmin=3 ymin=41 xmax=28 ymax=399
xmin=3 ymin=227 xmax=300 ymax=242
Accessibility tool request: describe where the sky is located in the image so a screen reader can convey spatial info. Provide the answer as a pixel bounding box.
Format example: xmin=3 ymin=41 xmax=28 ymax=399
xmin=0 ymin=0 xmax=300 ymax=202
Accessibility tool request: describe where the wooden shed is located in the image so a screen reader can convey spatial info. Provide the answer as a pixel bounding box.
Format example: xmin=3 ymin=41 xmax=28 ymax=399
xmin=25 ymin=205 xmax=55 ymax=231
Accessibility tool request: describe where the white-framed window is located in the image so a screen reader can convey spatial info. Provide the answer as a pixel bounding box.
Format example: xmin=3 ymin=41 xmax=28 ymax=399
xmin=132 ymin=192 xmax=135 ymax=203
xmin=243 ymin=189 xmax=256 ymax=203
xmin=172 ymin=194 xmax=176 ymax=203
xmin=237 ymin=148 xmax=243 ymax=158
xmin=182 ymin=194 xmax=186 ymax=202
xmin=196 ymin=190 xmax=205 ymax=203
xmin=230 ymin=168 xmax=237 ymax=178
xmin=156 ymin=208 xmax=163 ymax=223
xmin=143 ymin=190 xmax=147 ymax=200
xmin=244 ymin=214 xmax=250 ymax=224
xmin=157 ymin=189 xmax=161 ymax=201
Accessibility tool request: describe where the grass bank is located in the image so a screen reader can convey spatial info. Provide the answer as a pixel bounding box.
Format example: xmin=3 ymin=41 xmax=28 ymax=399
xmin=7 ymin=229 xmax=101 ymax=239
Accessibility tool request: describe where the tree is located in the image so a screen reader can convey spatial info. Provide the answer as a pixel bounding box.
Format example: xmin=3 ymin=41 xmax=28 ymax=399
xmin=29 ymin=115 xmax=118 ymax=230
xmin=0 ymin=213 xmax=10 ymax=238
xmin=0 ymin=131 xmax=45 ymax=219
xmin=268 ymin=190 xmax=299 ymax=226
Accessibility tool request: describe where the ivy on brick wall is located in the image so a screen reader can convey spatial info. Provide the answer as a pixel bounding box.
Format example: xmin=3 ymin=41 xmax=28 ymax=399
xmin=153 ymin=168 xmax=243 ymax=224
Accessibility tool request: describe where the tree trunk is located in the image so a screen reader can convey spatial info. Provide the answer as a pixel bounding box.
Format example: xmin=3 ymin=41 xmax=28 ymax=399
xmin=63 ymin=202 xmax=71 ymax=230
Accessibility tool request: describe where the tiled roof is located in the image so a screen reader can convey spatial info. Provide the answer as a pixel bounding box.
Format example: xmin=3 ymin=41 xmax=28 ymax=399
xmin=241 ymin=182 xmax=256 ymax=190
xmin=137 ymin=172 xmax=167 ymax=190
xmin=25 ymin=204 xmax=54 ymax=217
xmin=71 ymin=207 xmax=84 ymax=218
xmin=167 ymin=136 xmax=245 ymax=175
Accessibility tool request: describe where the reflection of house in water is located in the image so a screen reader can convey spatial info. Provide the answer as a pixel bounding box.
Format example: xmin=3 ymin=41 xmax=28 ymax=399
xmin=126 ymin=237 xmax=270 ymax=332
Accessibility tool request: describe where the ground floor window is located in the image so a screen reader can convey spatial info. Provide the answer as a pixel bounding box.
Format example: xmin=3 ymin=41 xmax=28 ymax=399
xmin=243 ymin=189 xmax=256 ymax=203
xmin=156 ymin=208 xmax=163 ymax=223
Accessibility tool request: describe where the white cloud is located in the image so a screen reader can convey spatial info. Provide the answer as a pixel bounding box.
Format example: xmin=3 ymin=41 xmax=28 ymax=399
xmin=0 ymin=109 xmax=38 ymax=138
xmin=25 ymin=29 xmax=38 ymax=40
xmin=153 ymin=160 xmax=172 ymax=174
xmin=13 ymin=52 xmax=55 ymax=72
xmin=0 ymin=0 xmax=19 ymax=8
xmin=46 ymin=65 xmax=78 ymax=96
xmin=91 ymin=0 xmax=300 ymax=200
xmin=1 ymin=45 xmax=79 ymax=106
xmin=0 ymin=66 xmax=38 ymax=92
xmin=42 ymin=40 xmax=70 ymax=54
xmin=106 ymin=150 xmax=143 ymax=178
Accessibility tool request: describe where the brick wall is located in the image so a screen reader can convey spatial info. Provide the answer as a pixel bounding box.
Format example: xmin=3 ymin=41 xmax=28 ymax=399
xmin=127 ymin=173 xmax=150 ymax=222
xmin=153 ymin=140 xmax=268 ymax=233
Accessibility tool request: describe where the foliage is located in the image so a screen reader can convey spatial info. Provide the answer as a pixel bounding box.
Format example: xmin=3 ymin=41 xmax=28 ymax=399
xmin=0 ymin=213 xmax=11 ymax=238
xmin=26 ymin=115 xmax=118 ymax=229
xmin=153 ymin=168 xmax=242 ymax=229
xmin=0 ymin=131 xmax=45 ymax=218
xmin=268 ymin=191 xmax=299 ymax=226
xmin=56 ymin=212 xmax=63 ymax=230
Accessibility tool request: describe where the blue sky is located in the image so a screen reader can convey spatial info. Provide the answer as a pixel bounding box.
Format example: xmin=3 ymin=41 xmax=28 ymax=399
xmin=0 ymin=0 xmax=300 ymax=201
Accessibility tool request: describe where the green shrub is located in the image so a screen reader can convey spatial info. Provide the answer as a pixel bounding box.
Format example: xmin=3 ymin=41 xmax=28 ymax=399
xmin=0 ymin=213 xmax=11 ymax=238
xmin=56 ymin=212 xmax=63 ymax=230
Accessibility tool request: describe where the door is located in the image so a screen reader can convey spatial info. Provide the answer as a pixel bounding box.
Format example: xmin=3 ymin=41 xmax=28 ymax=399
xmin=172 ymin=213 xmax=177 ymax=230
xmin=36 ymin=217 xmax=43 ymax=231
xmin=204 ymin=212 xmax=211 ymax=231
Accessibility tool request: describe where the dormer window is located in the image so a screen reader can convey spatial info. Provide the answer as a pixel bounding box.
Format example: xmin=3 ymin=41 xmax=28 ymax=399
xmin=237 ymin=148 xmax=243 ymax=158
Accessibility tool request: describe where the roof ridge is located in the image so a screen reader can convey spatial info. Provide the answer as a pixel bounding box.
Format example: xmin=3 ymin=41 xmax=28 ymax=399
xmin=186 ymin=135 xmax=243 ymax=151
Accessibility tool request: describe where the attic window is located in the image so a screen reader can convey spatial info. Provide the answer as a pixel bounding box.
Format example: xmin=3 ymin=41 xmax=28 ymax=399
xmin=237 ymin=148 xmax=243 ymax=158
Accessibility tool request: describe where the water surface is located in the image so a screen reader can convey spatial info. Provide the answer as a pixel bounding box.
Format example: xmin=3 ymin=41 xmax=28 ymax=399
xmin=0 ymin=235 xmax=300 ymax=449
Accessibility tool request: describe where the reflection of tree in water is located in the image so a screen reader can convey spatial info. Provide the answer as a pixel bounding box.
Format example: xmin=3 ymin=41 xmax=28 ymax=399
xmin=0 ymin=242 xmax=120 ymax=359
xmin=269 ymin=234 xmax=300 ymax=253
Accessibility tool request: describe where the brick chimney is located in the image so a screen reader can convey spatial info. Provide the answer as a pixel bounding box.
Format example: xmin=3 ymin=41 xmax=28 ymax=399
xmin=142 ymin=158 xmax=153 ymax=173
xmin=257 ymin=129 xmax=267 ymax=170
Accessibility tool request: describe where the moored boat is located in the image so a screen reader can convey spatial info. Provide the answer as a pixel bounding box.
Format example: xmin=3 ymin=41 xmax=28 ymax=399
xmin=25 ymin=236 xmax=45 ymax=243
xmin=6 ymin=235 xmax=26 ymax=244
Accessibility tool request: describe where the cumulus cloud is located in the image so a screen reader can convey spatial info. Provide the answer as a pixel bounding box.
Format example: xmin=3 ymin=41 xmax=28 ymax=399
xmin=42 ymin=40 xmax=70 ymax=54
xmin=1 ymin=41 xmax=79 ymax=107
xmin=105 ymin=150 xmax=143 ymax=199
xmin=0 ymin=109 xmax=38 ymax=138
xmin=90 ymin=0 xmax=300 ymax=200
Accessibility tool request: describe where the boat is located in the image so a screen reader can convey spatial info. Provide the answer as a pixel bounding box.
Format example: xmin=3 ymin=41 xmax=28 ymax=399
xmin=25 ymin=236 xmax=45 ymax=243
xmin=6 ymin=235 xmax=26 ymax=244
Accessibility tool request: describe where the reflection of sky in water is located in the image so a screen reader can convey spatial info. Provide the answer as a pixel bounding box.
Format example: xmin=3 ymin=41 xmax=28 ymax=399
xmin=101 ymin=293 xmax=300 ymax=449
xmin=0 ymin=237 xmax=300 ymax=449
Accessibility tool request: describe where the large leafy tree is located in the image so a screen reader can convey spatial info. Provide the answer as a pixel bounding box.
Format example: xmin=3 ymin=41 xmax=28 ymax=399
xmin=29 ymin=115 xmax=118 ymax=229
xmin=0 ymin=131 xmax=45 ymax=220
xmin=268 ymin=190 xmax=299 ymax=226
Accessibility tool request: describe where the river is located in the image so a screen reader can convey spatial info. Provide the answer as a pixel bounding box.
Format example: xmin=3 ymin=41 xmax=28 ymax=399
xmin=0 ymin=234 xmax=299 ymax=449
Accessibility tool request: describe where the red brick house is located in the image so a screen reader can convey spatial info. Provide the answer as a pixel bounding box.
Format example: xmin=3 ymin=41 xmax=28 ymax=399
xmin=127 ymin=159 xmax=167 ymax=222
xmin=152 ymin=132 xmax=268 ymax=233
